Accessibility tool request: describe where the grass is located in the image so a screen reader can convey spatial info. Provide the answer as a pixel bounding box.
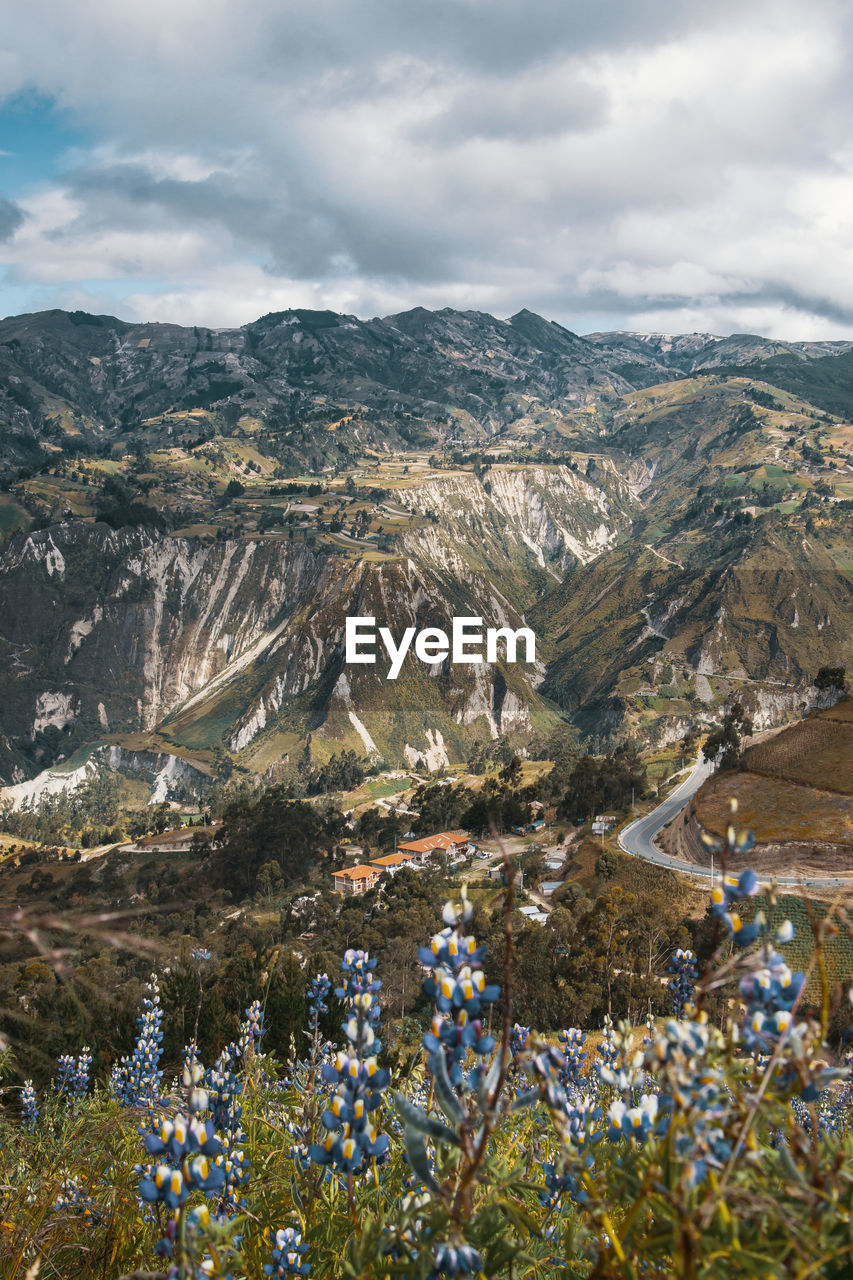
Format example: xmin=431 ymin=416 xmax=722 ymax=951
xmin=694 ymin=771 xmax=852 ymax=847
xmin=743 ymin=705 xmax=853 ymax=795
xmin=0 ymin=494 xmax=31 ymax=534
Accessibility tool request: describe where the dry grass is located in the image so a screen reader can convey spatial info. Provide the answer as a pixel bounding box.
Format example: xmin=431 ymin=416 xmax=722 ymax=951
xmin=743 ymin=703 xmax=853 ymax=795
xmin=695 ymin=770 xmax=853 ymax=847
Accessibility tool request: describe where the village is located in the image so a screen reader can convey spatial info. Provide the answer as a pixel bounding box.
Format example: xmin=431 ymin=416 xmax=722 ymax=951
xmin=111 ymin=811 xmax=618 ymax=928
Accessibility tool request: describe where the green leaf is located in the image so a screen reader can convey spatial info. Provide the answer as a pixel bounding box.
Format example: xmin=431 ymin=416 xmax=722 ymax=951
xmin=404 ymin=1129 xmax=440 ymax=1192
xmin=509 ymin=1088 xmax=539 ymax=1113
xmin=431 ymin=1050 xmax=465 ymax=1125
xmin=393 ymin=1091 xmax=461 ymax=1146
xmin=777 ymin=1143 xmax=805 ymax=1186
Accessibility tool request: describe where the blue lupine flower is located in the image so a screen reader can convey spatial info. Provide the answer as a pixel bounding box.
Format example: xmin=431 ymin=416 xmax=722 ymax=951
xmin=430 ymin=1241 xmax=483 ymax=1277
xmin=557 ymin=1029 xmax=587 ymax=1089
xmin=21 ymin=1079 xmax=38 ymax=1131
xmin=740 ymin=948 xmax=805 ymax=1054
xmin=191 ymin=947 xmax=213 ymax=962
xmin=56 ymin=1046 xmax=92 ymax=1104
xmin=669 ymin=949 xmax=699 ymax=1019
xmin=144 ymin=1113 xmax=221 ymax=1163
xmin=264 ymin=1226 xmax=311 ymax=1276
xmin=607 ymin=1093 xmax=659 ymax=1142
xmin=711 ymin=868 xmax=765 ymax=947
xmin=510 ymin=1023 xmax=530 ymax=1057
xmin=539 ymin=1159 xmax=591 ymax=1208
xmin=182 ymin=1056 xmax=209 ymax=1114
xmin=643 ymin=1018 xmax=732 ymax=1184
xmin=110 ymin=974 xmax=165 ymax=1109
xmin=138 ymin=1114 xmax=225 ymax=1210
xmin=53 ymin=1174 xmax=101 ymax=1224
xmin=205 ymin=1048 xmax=251 ymax=1209
xmin=419 ymin=891 xmax=500 ymax=1092
xmin=307 ymin=973 xmax=331 ymax=1039
xmin=595 ymin=1016 xmax=618 ymax=1076
xmin=241 ymin=999 xmax=266 ymax=1057
xmin=308 ymin=948 xmax=390 ymax=1174
xmin=526 ymin=1042 xmax=569 ymax=1111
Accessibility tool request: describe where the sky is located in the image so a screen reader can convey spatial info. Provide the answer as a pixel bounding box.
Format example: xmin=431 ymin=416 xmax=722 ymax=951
xmin=1 ymin=0 xmax=853 ymax=338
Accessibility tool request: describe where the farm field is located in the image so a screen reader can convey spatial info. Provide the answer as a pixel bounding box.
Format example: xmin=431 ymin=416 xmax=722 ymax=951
xmin=690 ymin=700 xmax=853 ymax=876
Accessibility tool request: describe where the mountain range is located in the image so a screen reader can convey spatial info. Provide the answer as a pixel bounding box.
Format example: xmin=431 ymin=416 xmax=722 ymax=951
xmin=0 ymin=305 xmax=850 ymax=804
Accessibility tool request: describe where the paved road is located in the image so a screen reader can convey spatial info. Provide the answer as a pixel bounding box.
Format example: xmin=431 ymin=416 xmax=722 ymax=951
xmin=617 ymin=754 xmax=853 ymax=892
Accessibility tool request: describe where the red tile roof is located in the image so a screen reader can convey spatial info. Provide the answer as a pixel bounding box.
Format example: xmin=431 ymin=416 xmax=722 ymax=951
xmin=397 ymin=831 xmax=469 ymax=854
xmin=332 ymin=864 xmax=379 ymax=881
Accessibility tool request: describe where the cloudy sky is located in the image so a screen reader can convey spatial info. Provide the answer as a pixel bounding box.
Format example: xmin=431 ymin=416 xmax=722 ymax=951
xmin=1 ymin=0 xmax=852 ymax=337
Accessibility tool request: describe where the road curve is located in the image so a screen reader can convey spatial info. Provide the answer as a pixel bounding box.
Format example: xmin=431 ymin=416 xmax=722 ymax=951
xmin=617 ymin=754 xmax=853 ymax=892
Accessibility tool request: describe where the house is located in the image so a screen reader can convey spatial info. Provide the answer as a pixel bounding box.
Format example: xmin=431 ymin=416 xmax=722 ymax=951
xmin=487 ymin=865 xmax=523 ymax=885
xmin=119 ymin=826 xmax=215 ymax=855
xmin=397 ymin=830 xmax=472 ymax=864
xmin=369 ymin=852 xmax=416 ymax=875
xmin=331 ymin=864 xmax=380 ymax=895
xmin=541 ymin=880 xmax=563 ymax=896
xmin=518 ymin=904 xmax=549 ymax=925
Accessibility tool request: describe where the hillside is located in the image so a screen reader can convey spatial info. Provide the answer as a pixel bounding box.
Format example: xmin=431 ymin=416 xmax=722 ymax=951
xmin=0 ymin=305 xmax=850 ymax=805
xmin=660 ymin=701 xmax=853 ymax=878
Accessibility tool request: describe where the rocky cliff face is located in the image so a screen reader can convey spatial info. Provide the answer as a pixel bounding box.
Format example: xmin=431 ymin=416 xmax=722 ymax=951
xmin=0 ymin=508 xmax=573 ymax=785
xmin=396 ymin=465 xmax=626 ymax=581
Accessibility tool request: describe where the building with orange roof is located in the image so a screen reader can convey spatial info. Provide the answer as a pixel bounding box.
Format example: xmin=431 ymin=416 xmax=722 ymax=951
xmin=331 ymin=864 xmax=381 ymax=895
xmin=396 ymin=830 xmax=473 ymax=863
xmin=369 ymin=851 xmax=416 ymax=875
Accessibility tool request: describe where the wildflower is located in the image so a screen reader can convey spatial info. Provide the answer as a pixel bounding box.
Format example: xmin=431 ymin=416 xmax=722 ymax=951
xmin=539 ymin=1159 xmax=590 ymax=1208
xmin=53 ymin=1174 xmax=101 ymax=1225
xmin=263 ymin=1226 xmax=311 ymax=1276
xmin=739 ymin=948 xmax=805 ymax=1054
xmin=111 ymin=974 xmax=164 ymax=1109
xmin=21 ymin=1079 xmax=38 ymax=1131
xmin=710 ymin=868 xmax=765 ymax=947
xmin=669 ymin=949 xmax=699 ymax=1019
xmin=307 ymin=973 xmax=331 ymax=1039
xmin=205 ymin=1048 xmax=250 ymax=1209
xmin=510 ymin=1023 xmax=530 ymax=1057
xmin=309 ymin=948 xmax=390 ymax=1174
xmin=240 ymin=999 xmax=266 ymax=1057
xmin=430 ymin=1241 xmax=483 ymax=1277
xmin=419 ymin=891 xmax=500 ymax=1092
xmin=138 ymin=1115 xmax=225 ymax=1210
xmin=144 ymin=1113 xmax=222 ymax=1163
xmin=558 ymin=1028 xmax=587 ymax=1089
xmin=607 ymin=1093 xmax=659 ymax=1142
xmin=595 ymin=1015 xmax=619 ymax=1075
xmin=56 ymin=1045 xmax=91 ymax=1104
xmin=644 ymin=1018 xmax=732 ymax=1184
xmin=183 ymin=1058 xmax=209 ymax=1114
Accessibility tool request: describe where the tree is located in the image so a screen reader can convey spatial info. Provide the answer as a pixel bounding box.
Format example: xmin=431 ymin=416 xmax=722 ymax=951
xmin=703 ymin=701 xmax=753 ymax=771
xmin=215 ymin=789 xmax=345 ymax=892
xmin=576 ymin=887 xmax=639 ymax=1018
xmin=815 ymin=666 xmax=846 ymax=694
xmin=595 ymin=849 xmax=619 ymax=880
xmin=557 ymin=746 xmax=646 ymax=825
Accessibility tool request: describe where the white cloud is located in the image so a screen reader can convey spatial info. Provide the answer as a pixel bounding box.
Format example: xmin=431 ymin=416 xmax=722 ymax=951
xmin=1 ymin=0 xmax=853 ymax=337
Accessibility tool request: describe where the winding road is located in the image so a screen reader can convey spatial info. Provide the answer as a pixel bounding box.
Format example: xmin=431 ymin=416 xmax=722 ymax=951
xmin=617 ymin=754 xmax=853 ymax=891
